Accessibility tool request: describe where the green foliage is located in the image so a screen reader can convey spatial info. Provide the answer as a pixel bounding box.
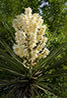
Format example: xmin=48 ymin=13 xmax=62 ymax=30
xmin=0 ymin=0 xmax=67 ymax=98
xmin=0 ymin=38 xmax=67 ymax=97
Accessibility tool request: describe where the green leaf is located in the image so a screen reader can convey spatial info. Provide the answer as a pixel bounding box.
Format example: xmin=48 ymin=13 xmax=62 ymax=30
xmin=0 ymin=64 xmax=24 ymax=77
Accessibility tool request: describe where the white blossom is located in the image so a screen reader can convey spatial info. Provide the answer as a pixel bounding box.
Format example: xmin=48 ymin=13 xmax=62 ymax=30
xmin=13 ymin=7 xmax=50 ymax=66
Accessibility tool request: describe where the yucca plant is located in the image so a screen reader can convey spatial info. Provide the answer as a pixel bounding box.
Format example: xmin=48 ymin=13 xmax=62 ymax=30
xmin=0 ymin=7 xmax=67 ymax=98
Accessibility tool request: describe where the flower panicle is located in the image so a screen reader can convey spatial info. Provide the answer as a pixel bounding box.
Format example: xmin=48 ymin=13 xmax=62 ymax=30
xmin=13 ymin=7 xmax=50 ymax=66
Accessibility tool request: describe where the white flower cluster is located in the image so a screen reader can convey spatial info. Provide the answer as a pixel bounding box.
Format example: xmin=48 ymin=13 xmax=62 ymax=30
xmin=13 ymin=7 xmax=50 ymax=66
